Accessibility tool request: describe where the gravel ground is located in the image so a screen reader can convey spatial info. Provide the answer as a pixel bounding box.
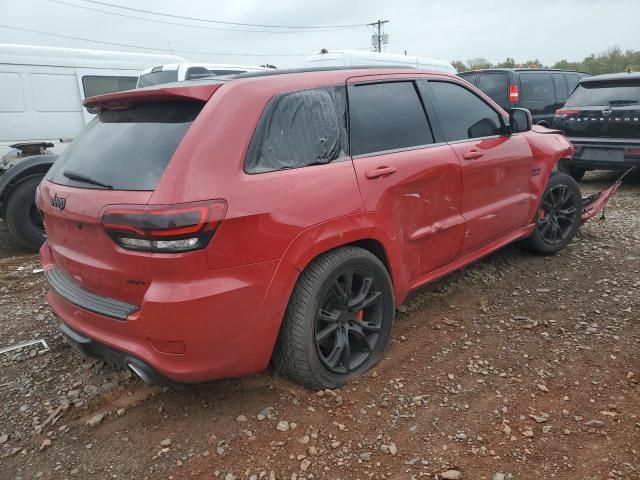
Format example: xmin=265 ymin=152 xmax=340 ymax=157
xmin=1 ymin=171 xmax=639 ymax=480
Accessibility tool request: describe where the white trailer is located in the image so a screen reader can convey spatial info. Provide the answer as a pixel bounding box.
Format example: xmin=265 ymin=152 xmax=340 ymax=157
xmin=0 ymin=43 xmax=186 ymax=157
xmin=305 ymin=49 xmax=457 ymax=74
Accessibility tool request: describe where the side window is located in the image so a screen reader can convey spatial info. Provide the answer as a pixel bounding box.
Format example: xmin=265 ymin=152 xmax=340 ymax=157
xmin=245 ymin=86 xmax=348 ymax=173
xmin=476 ymin=73 xmax=509 ymax=107
xmin=349 ymin=81 xmax=433 ymax=156
xmin=458 ymin=73 xmax=477 ymax=86
xmin=566 ymin=74 xmax=580 ymax=94
xmin=424 ymin=81 xmax=503 ymax=142
xmin=82 ymin=76 xmax=138 ymax=98
xmin=186 ymin=67 xmax=245 ymax=79
xmin=519 ymin=73 xmax=554 ymax=101
xmin=552 ymin=74 xmax=569 ymax=101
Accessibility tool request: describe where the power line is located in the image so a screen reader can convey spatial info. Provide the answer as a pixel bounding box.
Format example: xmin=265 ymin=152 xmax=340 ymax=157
xmin=48 ymin=0 xmax=365 ymax=34
xmin=75 ymin=0 xmax=368 ymax=29
xmin=0 ymin=24 xmax=308 ymax=57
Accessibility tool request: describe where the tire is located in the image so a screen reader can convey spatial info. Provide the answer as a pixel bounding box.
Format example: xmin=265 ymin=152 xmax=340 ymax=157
xmin=520 ymin=173 xmax=582 ymax=255
xmin=4 ymin=176 xmax=46 ymax=252
xmin=272 ymin=246 xmax=395 ymax=390
xmin=557 ymin=160 xmax=586 ymax=182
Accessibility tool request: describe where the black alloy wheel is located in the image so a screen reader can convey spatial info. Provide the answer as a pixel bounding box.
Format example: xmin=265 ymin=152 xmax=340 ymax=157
xmin=537 ymin=183 xmax=579 ymax=245
xmin=314 ymin=269 xmax=383 ymax=374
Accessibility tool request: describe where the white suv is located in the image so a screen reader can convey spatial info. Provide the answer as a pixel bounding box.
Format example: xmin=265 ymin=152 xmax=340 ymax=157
xmin=137 ymin=63 xmax=273 ymax=87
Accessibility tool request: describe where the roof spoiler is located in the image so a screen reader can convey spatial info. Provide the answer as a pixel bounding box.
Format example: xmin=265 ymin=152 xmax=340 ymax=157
xmin=83 ymin=84 xmax=222 ymax=112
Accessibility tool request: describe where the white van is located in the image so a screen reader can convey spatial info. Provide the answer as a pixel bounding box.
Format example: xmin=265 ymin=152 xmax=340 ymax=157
xmin=137 ymin=63 xmax=273 ymax=87
xmin=0 ymin=43 xmax=186 ymax=156
xmin=305 ymin=50 xmax=457 ymax=74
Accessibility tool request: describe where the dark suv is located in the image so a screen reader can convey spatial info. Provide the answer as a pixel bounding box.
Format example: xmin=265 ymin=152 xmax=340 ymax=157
xmin=552 ymin=72 xmax=640 ymax=180
xmin=459 ymin=68 xmax=590 ymax=126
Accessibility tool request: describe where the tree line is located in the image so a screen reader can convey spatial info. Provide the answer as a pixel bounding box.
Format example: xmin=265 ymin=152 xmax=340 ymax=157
xmin=452 ymin=48 xmax=640 ymax=75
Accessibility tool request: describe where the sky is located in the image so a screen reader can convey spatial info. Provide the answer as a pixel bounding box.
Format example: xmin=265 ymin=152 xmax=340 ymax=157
xmin=1 ymin=0 xmax=638 ymax=68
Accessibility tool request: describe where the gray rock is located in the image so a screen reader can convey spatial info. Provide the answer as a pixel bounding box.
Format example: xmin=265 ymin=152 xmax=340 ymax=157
xmin=86 ymin=413 xmax=105 ymax=427
xmin=276 ymin=420 xmax=289 ymax=432
xmin=584 ymin=420 xmax=604 ymax=428
xmin=441 ymin=470 xmax=462 ymax=480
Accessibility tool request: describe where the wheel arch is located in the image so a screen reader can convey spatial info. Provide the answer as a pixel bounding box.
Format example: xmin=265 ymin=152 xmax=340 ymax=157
xmin=0 ymin=156 xmax=55 ymax=218
xmin=277 ymin=213 xmax=408 ymax=305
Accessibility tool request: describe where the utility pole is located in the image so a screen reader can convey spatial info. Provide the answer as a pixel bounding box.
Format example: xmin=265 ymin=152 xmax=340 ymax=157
xmin=367 ymin=19 xmax=389 ymax=53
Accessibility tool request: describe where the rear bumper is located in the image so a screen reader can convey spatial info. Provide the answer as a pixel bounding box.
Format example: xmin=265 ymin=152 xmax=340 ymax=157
xmin=568 ymin=138 xmax=640 ymax=169
xmin=40 ymin=242 xmax=296 ymax=384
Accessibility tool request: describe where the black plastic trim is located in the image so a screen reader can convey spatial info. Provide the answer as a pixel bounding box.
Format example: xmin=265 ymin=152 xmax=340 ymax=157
xmin=45 ymin=268 xmax=139 ymax=320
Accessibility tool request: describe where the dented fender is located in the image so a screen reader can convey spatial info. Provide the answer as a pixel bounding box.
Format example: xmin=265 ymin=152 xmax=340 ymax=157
xmin=581 ymin=167 xmax=636 ymax=224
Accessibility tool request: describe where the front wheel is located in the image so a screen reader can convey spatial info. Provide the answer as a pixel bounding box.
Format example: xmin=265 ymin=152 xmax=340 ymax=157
xmin=520 ymin=173 xmax=582 ymax=255
xmin=4 ymin=176 xmax=46 ymax=252
xmin=272 ymin=247 xmax=394 ymax=389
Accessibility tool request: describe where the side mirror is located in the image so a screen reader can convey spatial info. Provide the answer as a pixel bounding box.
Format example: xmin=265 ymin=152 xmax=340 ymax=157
xmin=509 ymin=108 xmax=532 ymax=133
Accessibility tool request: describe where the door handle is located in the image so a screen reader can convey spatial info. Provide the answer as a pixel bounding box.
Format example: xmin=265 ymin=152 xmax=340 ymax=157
xmin=463 ymin=150 xmax=484 ymax=160
xmin=365 ymin=166 xmax=397 ymax=179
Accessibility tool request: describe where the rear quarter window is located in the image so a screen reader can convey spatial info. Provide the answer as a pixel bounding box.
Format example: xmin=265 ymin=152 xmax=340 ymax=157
xmin=48 ymin=101 xmax=203 ymax=191
xmin=245 ymin=86 xmax=348 ymax=173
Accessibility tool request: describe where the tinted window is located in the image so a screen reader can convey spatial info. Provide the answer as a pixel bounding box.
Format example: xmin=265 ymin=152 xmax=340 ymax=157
xmin=349 ymin=82 xmax=432 ymax=156
xmin=566 ymin=74 xmax=580 ymax=94
xmin=48 ymin=101 xmax=202 ymax=190
xmin=476 ymin=73 xmax=509 ymax=106
xmin=245 ymin=86 xmax=348 ymax=173
xmin=426 ymin=81 xmax=502 ymax=141
xmin=458 ymin=73 xmax=477 ymax=85
xmin=186 ymin=67 xmax=246 ymax=80
xmin=82 ymin=76 xmax=138 ymax=98
xmin=520 ymin=73 xmax=554 ymax=101
xmin=566 ymin=80 xmax=640 ymax=107
xmin=137 ymin=70 xmax=178 ymax=87
xmin=552 ymin=74 xmax=568 ymax=101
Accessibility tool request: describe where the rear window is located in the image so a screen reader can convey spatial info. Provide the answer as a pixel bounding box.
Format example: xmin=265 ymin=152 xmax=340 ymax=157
xmin=476 ymin=73 xmax=509 ymax=106
xmin=519 ymin=73 xmax=554 ymax=101
xmin=137 ymin=70 xmax=178 ymax=88
xmin=566 ymin=80 xmax=640 ymax=107
xmin=48 ymin=101 xmax=203 ymax=191
xmin=349 ymin=81 xmax=433 ymax=156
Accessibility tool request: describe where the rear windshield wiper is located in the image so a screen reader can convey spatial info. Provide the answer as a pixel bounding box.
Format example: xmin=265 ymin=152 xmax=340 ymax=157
xmin=63 ymin=170 xmax=113 ymax=189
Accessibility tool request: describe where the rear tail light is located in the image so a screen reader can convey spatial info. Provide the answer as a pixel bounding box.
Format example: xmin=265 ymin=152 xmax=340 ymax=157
xmin=509 ymin=84 xmax=519 ymax=103
xmin=555 ymin=109 xmax=579 ymax=117
xmin=625 ymin=148 xmax=640 ymax=155
xmin=100 ymin=200 xmax=227 ymax=253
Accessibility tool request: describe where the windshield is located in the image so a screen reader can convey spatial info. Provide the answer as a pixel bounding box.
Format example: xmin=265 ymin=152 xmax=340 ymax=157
xmin=48 ymin=101 xmax=203 ymax=191
xmin=566 ymin=80 xmax=640 ymax=107
xmin=137 ymin=70 xmax=179 ymax=88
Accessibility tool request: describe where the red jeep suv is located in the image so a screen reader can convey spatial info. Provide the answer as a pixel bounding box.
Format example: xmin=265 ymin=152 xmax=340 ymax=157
xmin=37 ymin=67 xmax=580 ymax=389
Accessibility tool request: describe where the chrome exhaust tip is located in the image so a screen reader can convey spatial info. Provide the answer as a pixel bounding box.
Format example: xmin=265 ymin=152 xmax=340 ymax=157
xmin=128 ymin=362 xmax=155 ymax=385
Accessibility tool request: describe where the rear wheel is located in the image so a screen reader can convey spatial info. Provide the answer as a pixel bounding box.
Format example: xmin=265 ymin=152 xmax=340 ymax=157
xmin=5 ymin=176 xmax=46 ymax=252
xmin=557 ymin=160 xmax=586 ymax=182
xmin=521 ymin=173 xmax=582 ymax=255
xmin=273 ymin=247 xmax=394 ymax=389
